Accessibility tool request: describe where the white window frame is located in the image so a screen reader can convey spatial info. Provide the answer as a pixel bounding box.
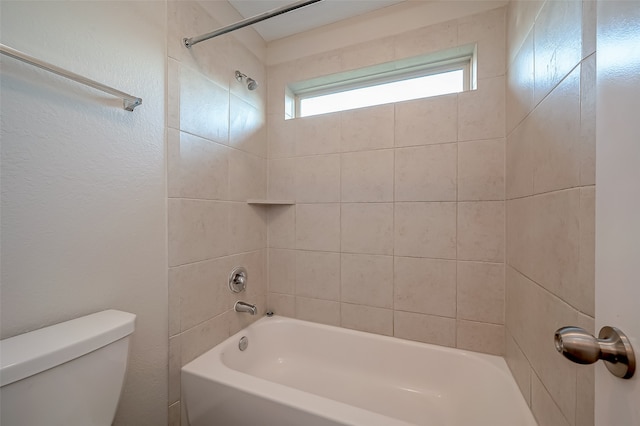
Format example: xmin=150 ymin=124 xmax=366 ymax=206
xmin=286 ymin=45 xmax=476 ymax=119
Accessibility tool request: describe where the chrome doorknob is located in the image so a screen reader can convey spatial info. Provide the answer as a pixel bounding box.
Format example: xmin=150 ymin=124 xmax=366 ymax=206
xmin=554 ymin=326 xmax=635 ymax=379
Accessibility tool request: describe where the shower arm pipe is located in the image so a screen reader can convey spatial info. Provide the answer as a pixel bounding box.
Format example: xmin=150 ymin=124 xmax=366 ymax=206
xmin=183 ymin=0 xmax=324 ymax=48
xmin=0 ymin=43 xmax=142 ymax=111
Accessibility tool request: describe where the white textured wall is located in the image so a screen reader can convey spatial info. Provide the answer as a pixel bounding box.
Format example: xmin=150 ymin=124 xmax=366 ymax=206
xmin=0 ymin=2 xmax=168 ymax=425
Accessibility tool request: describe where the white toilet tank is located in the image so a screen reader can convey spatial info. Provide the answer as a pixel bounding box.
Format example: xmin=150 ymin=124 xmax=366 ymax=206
xmin=0 ymin=310 xmax=136 ymax=426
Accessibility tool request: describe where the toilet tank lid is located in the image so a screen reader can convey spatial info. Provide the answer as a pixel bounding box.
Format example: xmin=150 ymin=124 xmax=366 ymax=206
xmin=0 ymin=310 xmax=136 ymax=387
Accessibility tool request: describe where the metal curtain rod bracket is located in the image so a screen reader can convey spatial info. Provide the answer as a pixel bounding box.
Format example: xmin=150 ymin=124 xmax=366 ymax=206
xmin=0 ymin=43 xmax=142 ymax=111
xmin=183 ymin=0 xmax=323 ymax=48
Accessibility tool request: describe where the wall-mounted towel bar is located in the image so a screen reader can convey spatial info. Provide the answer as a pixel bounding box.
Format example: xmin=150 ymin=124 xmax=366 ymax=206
xmin=0 ymin=43 xmax=142 ymax=111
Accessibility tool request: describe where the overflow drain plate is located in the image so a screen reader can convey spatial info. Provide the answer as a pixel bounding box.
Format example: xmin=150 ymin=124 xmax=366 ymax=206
xmin=239 ymin=336 xmax=248 ymax=351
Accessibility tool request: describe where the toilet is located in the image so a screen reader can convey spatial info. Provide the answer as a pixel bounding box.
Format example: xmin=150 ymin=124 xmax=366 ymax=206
xmin=0 ymin=309 xmax=136 ymax=425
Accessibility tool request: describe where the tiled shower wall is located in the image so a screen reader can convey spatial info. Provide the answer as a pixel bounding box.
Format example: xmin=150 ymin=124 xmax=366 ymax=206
xmin=166 ymin=1 xmax=268 ymax=423
xmin=265 ymin=8 xmax=507 ymax=355
xmin=505 ymin=1 xmax=596 ymax=425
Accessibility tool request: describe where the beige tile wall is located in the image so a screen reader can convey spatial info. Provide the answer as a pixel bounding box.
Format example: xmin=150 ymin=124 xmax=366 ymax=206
xmin=166 ymin=1 xmax=268 ymax=424
xmin=266 ymin=8 xmax=507 ymax=357
xmin=505 ymin=1 xmax=596 ymax=425
xmin=162 ymin=2 xmax=595 ymax=425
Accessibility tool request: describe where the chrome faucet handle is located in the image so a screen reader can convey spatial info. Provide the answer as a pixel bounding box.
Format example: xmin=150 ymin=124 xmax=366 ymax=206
xmin=554 ymin=326 xmax=635 ymax=379
xmin=229 ymin=267 xmax=247 ymax=293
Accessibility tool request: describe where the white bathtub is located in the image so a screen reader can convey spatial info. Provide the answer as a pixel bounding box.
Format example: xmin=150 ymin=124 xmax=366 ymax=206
xmin=182 ymin=316 xmax=537 ymax=426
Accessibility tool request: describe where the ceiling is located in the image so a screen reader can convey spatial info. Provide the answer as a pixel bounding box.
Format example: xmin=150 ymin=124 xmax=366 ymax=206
xmin=227 ymin=0 xmax=408 ymax=42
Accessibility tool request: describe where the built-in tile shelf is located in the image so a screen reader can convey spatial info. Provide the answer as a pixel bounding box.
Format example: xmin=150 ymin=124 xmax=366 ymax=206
xmin=247 ymin=199 xmax=295 ymax=205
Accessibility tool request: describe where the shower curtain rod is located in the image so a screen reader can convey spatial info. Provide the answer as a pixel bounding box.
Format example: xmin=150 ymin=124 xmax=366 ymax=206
xmin=0 ymin=43 xmax=142 ymax=111
xmin=183 ymin=0 xmax=324 ymax=48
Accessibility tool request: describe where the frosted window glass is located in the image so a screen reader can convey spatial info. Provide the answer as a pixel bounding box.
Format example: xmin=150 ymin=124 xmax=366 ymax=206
xmin=300 ymin=69 xmax=464 ymax=117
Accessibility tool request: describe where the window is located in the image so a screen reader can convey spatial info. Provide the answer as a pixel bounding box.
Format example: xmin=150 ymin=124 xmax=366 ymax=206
xmin=286 ymin=45 xmax=476 ymax=119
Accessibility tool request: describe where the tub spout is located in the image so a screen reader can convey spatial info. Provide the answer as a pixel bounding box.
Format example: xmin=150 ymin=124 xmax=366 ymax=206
xmin=234 ymin=301 xmax=257 ymax=315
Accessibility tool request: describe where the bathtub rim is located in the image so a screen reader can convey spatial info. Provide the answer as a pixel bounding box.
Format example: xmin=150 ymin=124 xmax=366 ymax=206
xmin=181 ymin=315 xmax=534 ymax=426
xmin=182 ymin=316 xmax=417 ymax=426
